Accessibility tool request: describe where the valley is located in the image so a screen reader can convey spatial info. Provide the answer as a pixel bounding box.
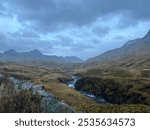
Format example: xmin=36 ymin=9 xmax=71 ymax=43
xmin=0 ymin=30 xmax=150 ymax=113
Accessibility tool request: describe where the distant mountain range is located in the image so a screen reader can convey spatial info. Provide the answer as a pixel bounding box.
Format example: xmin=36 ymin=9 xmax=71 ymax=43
xmin=0 ymin=49 xmax=83 ymax=63
xmin=0 ymin=30 xmax=150 ymax=68
xmin=86 ymin=30 xmax=150 ymax=68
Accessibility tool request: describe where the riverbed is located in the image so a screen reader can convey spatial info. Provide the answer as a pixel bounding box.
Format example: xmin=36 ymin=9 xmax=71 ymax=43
xmin=67 ymin=76 xmax=108 ymax=104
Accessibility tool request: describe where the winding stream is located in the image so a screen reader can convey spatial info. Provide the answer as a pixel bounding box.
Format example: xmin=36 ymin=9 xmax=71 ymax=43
xmin=67 ymin=76 xmax=80 ymax=88
xmin=67 ymin=76 xmax=107 ymax=104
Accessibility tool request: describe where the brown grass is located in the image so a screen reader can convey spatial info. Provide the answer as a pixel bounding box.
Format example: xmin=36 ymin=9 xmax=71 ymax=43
xmin=1 ymin=62 xmax=150 ymax=112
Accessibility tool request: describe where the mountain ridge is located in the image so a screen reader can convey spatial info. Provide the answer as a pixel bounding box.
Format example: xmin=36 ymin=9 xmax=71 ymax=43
xmin=0 ymin=49 xmax=83 ymax=63
xmin=87 ymin=30 xmax=150 ymax=64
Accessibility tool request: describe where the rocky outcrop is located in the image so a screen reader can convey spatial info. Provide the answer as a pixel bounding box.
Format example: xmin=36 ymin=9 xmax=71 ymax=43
xmin=0 ymin=73 xmax=74 ymax=113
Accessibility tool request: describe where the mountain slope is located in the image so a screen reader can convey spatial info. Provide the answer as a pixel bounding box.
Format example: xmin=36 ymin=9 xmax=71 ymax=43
xmin=87 ymin=30 xmax=150 ymax=68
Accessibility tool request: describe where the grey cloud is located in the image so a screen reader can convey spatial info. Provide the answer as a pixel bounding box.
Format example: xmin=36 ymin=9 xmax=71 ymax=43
xmin=12 ymin=29 xmax=40 ymax=38
xmin=71 ymin=42 xmax=93 ymax=52
xmin=113 ymin=35 xmax=124 ymax=40
xmin=51 ymin=35 xmax=73 ymax=47
xmin=0 ymin=0 xmax=150 ymax=59
xmin=91 ymin=38 xmax=101 ymax=44
xmin=10 ymin=38 xmax=53 ymax=53
xmin=0 ymin=33 xmax=9 ymax=51
xmin=4 ymin=0 xmax=150 ymax=32
xmin=92 ymin=26 xmax=110 ymax=37
xmin=20 ymin=30 xmax=40 ymax=38
xmin=56 ymin=35 xmax=73 ymax=44
xmin=0 ymin=32 xmax=53 ymax=53
xmin=0 ymin=1 xmax=5 ymax=16
xmin=0 ymin=43 xmax=8 ymax=51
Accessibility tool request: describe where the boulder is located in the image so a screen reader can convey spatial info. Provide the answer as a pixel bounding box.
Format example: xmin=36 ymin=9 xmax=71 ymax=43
xmin=41 ymin=96 xmax=59 ymax=112
xmin=21 ymin=82 xmax=33 ymax=90
xmin=51 ymin=102 xmax=74 ymax=113
xmin=41 ymin=97 xmax=74 ymax=113
xmin=32 ymin=85 xmax=44 ymax=92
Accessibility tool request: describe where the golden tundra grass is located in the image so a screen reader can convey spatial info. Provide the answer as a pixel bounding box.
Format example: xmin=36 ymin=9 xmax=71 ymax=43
xmin=1 ymin=63 xmax=150 ymax=112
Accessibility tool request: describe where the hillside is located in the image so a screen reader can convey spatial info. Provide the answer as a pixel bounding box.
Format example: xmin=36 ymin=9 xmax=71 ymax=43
xmin=86 ymin=30 xmax=150 ymax=68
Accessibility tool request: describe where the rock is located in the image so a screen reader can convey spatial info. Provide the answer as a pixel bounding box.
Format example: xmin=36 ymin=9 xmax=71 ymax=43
xmin=9 ymin=77 xmax=24 ymax=89
xmin=32 ymin=85 xmax=44 ymax=92
xmin=10 ymin=77 xmax=20 ymax=84
xmin=41 ymin=97 xmax=74 ymax=113
xmin=40 ymin=96 xmax=59 ymax=112
xmin=36 ymin=90 xmax=55 ymax=97
xmin=21 ymin=82 xmax=33 ymax=90
xmin=2 ymin=75 xmax=75 ymax=113
xmin=52 ymin=102 xmax=74 ymax=113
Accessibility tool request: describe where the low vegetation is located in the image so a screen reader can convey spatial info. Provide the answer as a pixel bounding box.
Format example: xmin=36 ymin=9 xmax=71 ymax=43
xmin=75 ymin=77 xmax=150 ymax=105
xmin=0 ymin=75 xmax=41 ymax=113
xmin=0 ymin=63 xmax=150 ymax=113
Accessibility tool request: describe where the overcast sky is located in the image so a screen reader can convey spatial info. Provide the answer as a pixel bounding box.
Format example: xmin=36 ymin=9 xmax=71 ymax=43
xmin=0 ymin=0 xmax=150 ymax=59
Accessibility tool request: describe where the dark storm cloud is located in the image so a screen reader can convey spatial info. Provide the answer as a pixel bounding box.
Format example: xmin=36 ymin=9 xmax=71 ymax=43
xmin=4 ymin=0 xmax=150 ymax=32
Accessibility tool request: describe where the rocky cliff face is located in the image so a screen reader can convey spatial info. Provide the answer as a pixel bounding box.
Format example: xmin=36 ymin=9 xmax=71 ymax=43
xmin=0 ymin=73 xmax=74 ymax=113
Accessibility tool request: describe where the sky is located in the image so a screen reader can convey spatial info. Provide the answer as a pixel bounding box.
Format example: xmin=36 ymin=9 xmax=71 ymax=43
xmin=0 ymin=0 xmax=150 ymax=59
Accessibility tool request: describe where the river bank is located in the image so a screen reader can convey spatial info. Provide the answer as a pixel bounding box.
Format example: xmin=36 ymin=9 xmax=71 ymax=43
xmin=65 ymin=76 xmax=108 ymax=104
xmin=0 ymin=73 xmax=74 ymax=113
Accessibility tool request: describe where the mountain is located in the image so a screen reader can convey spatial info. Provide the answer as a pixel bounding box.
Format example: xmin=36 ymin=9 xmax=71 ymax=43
xmin=0 ymin=49 xmax=83 ymax=63
xmin=28 ymin=49 xmax=43 ymax=56
xmin=63 ymin=56 xmax=83 ymax=63
xmin=3 ymin=49 xmax=19 ymax=56
xmin=86 ymin=30 xmax=150 ymax=68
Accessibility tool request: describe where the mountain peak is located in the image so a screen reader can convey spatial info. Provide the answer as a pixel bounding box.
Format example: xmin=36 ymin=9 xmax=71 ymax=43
xmin=143 ymin=29 xmax=150 ymax=39
xmin=4 ymin=49 xmax=18 ymax=55
xmin=63 ymin=56 xmax=83 ymax=62
xmin=29 ymin=49 xmax=42 ymax=55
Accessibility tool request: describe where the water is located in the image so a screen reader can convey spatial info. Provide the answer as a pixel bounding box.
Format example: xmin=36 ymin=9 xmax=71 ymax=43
xmin=67 ymin=76 xmax=107 ymax=104
xmin=67 ymin=76 xmax=80 ymax=89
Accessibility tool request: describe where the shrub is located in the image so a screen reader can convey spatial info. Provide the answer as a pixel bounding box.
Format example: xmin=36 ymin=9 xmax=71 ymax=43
xmin=0 ymin=76 xmax=41 ymax=113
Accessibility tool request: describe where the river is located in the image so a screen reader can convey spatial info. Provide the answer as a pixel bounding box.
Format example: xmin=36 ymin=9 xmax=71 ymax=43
xmin=67 ymin=76 xmax=107 ymax=104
